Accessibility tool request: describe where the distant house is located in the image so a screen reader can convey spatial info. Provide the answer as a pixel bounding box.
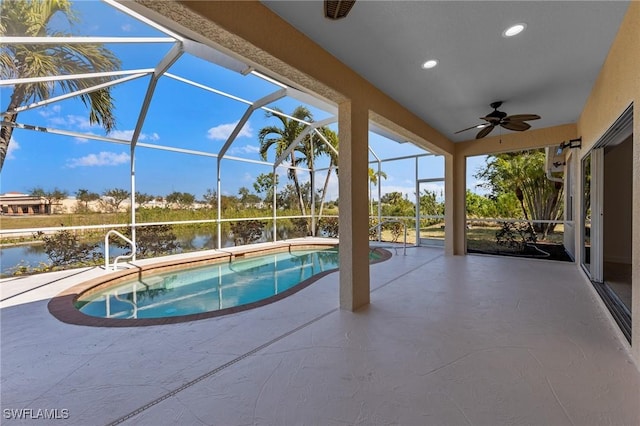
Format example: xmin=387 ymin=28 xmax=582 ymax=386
xmin=0 ymin=192 xmax=50 ymax=215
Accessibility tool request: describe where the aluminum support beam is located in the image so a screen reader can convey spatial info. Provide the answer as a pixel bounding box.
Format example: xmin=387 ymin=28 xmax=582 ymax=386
xmin=3 ymin=73 xmax=148 ymax=115
xmin=0 ymin=36 xmax=174 ymax=44
xmin=274 ymin=117 xmax=335 ymax=168
xmin=0 ymin=69 xmax=154 ymax=87
xmin=182 ymin=39 xmax=251 ymax=74
xmin=217 ymin=88 xmax=287 ymax=160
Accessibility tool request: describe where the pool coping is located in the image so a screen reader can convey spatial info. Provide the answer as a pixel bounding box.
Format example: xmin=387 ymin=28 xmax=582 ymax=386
xmin=47 ymin=242 xmax=392 ymax=327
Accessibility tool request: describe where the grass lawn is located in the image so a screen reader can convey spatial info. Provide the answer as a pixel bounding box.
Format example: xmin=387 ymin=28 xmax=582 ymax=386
xmin=372 ymin=221 xmax=567 ymax=259
xmin=1 ymin=213 xmax=126 ymax=230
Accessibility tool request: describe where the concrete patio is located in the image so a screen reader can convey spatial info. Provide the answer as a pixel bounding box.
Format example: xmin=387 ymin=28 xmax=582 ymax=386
xmin=1 ymin=246 xmax=639 ymax=425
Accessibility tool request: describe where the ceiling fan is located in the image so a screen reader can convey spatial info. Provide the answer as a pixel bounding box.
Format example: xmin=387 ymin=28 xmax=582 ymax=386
xmin=325 ymin=1 xmax=356 ymax=20
xmin=455 ymin=101 xmax=541 ymax=139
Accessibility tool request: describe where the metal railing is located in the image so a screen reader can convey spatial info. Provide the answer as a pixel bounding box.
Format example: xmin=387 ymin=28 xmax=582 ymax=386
xmin=105 ymin=229 xmax=136 ymax=271
xmin=369 ymin=219 xmax=407 ymax=255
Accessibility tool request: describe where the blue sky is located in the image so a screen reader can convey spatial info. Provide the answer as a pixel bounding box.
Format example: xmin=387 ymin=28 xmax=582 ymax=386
xmin=1 ymin=0 xmax=487 ymax=202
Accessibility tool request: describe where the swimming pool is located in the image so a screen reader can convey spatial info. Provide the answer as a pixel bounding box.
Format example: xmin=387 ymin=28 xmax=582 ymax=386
xmin=49 ymin=243 xmax=390 ymax=326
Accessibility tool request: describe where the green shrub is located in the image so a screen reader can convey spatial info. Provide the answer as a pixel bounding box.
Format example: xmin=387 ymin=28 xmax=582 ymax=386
xmin=495 ymin=221 xmax=537 ymax=252
xmin=230 ymin=220 xmax=265 ymax=246
xmin=33 ymin=230 xmax=102 ymax=267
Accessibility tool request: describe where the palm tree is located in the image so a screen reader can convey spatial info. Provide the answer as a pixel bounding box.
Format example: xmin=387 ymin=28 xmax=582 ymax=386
xmin=0 ymin=0 xmax=121 ymax=172
xmin=476 ymin=150 xmax=563 ymax=238
xmin=368 ymin=167 xmax=387 ymax=215
xmin=258 ymin=106 xmax=314 ymax=217
xmin=316 ymin=127 xmax=339 ymax=221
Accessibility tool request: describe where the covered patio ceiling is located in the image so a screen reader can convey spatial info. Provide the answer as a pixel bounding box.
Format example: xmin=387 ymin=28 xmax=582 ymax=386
xmin=262 ymin=1 xmax=630 ymax=142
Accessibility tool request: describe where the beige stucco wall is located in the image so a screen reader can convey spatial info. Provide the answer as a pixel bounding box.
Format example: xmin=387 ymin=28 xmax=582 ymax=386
xmin=573 ymin=1 xmax=639 ymax=362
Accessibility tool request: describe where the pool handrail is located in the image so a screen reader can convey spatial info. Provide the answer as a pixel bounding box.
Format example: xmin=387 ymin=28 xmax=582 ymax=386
xmin=369 ymin=220 xmax=407 ymax=255
xmin=105 ymin=229 xmax=136 ymax=271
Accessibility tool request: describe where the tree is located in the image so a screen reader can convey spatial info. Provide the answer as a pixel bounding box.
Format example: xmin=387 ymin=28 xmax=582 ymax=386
xmin=0 ymin=0 xmax=121 ymax=171
xmin=253 ymin=173 xmax=279 ymax=209
xmin=278 ymin=184 xmax=300 ymax=210
xmin=135 ymin=192 xmax=155 ymax=207
xmin=75 ymin=188 xmax=100 ymax=212
xmin=316 ymin=127 xmax=339 ymax=221
xmin=368 ymin=167 xmax=387 ymax=215
xmin=203 ymin=189 xmax=237 ymax=212
xmin=203 ymin=189 xmax=217 ymax=208
xmin=34 ymin=230 xmax=101 ymax=267
xmin=116 ymin=225 xmax=179 ymax=258
xmin=31 ymin=186 xmax=68 ymax=214
xmin=465 ymin=190 xmax=520 ymax=219
xmin=419 ymin=189 xmax=444 ymax=217
xmin=230 ymin=220 xmax=265 ymax=246
xmin=166 ymin=191 xmax=195 ymax=209
xmin=237 ymin=187 xmax=261 ymax=207
xmin=102 ymin=188 xmax=130 ymax=213
xmin=258 ymin=106 xmax=314 ymax=217
xmin=381 ymin=191 xmax=414 ymax=217
xmin=475 ymin=149 xmax=563 ymax=238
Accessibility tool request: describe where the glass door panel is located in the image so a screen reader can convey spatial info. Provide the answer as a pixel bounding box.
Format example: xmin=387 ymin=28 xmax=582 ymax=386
xmin=581 ymin=154 xmax=591 ymax=273
xmin=416 ymin=179 xmax=445 ymax=246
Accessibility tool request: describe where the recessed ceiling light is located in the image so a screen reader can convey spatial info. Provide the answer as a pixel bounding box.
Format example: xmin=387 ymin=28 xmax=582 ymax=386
xmin=421 ymin=59 xmax=438 ymax=69
xmin=503 ymin=23 xmax=526 ymax=37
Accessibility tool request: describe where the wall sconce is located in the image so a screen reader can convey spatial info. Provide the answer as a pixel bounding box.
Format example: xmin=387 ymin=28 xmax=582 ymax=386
xmin=556 ymin=137 xmax=582 ymax=155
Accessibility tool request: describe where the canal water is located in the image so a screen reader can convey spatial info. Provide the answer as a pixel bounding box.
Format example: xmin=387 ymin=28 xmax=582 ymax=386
xmin=0 ymin=233 xmax=225 ymax=276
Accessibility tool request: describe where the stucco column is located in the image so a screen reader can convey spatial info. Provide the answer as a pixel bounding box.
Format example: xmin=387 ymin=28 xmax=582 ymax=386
xmin=446 ymin=149 xmax=467 ymax=255
xmin=338 ymin=100 xmax=370 ymax=311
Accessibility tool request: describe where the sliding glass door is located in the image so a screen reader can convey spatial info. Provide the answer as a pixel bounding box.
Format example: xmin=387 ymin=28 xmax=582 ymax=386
xmin=581 ymin=149 xmax=603 ymax=283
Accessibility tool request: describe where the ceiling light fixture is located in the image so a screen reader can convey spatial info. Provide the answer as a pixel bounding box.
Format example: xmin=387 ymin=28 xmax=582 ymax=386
xmin=503 ymin=23 xmax=526 ymax=37
xmin=421 ymin=59 xmax=438 ymax=69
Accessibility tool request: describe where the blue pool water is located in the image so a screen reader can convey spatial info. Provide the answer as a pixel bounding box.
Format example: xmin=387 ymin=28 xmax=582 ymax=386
xmin=77 ymin=248 xmax=350 ymax=319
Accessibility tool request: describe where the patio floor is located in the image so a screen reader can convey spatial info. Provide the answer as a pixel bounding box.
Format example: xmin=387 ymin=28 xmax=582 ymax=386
xmin=1 ymin=245 xmax=639 ymax=425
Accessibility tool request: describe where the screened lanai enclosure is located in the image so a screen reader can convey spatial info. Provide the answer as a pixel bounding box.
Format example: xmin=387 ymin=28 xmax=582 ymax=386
xmin=0 ymin=0 xmax=445 ymax=272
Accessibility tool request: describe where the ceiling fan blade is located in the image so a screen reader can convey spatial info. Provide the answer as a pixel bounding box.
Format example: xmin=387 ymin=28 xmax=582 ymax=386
xmin=501 ymin=120 xmax=531 ymax=132
xmin=476 ymin=125 xmax=495 ymax=139
xmin=505 ymin=114 xmax=540 ymax=121
xmin=454 ymin=124 xmax=485 ymax=134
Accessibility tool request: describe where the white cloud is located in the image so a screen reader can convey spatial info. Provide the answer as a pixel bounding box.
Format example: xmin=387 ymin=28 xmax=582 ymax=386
xmin=207 ymin=121 xmax=253 ymax=141
xmin=6 ymin=138 xmax=20 ymax=160
xmin=121 ymin=24 xmax=133 ymax=32
xmin=229 ymin=144 xmax=260 ymax=155
xmin=109 ymin=130 xmax=135 ymax=141
xmin=108 ymin=130 xmax=160 ymax=142
xmin=48 ymin=114 xmax=96 ymax=131
xmin=37 ymin=105 xmax=61 ymax=118
xmin=146 ymin=132 xmax=160 ymax=141
xmin=66 ymin=151 xmax=130 ymax=168
xmin=67 ymin=115 xmax=93 ymax=130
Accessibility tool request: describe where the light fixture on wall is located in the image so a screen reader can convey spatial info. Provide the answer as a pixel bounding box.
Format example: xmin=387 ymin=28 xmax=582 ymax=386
xmin=556 ymin=137 xmax=582 ymax=155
